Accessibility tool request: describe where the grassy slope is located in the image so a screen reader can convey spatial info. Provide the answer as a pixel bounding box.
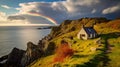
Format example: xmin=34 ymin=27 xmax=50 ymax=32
xmin=107 ymin=37 xmax=120 ymax=67
xmin=30 ymin=34 xmax=103 ymax=67
xmin=29 ymin=18 xmax=120 ymax=67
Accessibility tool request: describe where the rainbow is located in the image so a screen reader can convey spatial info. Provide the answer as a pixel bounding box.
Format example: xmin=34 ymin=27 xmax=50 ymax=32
xmin=28 ymin=12 xmax=58 ymax=25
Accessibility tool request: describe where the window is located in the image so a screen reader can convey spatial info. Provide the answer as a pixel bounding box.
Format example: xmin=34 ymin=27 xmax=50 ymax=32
xmin=88 ymin=34 xmax=92 ymax=38
xmin=81 ymin=34 xmax=85 ymax=37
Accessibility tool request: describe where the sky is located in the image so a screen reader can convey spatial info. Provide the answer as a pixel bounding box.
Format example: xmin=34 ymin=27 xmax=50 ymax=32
xmin=0 ymin=0 xmax=120 ymax=25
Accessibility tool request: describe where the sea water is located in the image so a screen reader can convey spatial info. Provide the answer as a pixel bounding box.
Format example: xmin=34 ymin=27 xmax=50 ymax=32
xmin=0 ymin=26 xmax=50 ymax=57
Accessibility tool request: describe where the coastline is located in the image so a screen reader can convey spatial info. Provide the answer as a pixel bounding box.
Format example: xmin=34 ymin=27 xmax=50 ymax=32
xmin=0 ymin=17 xmax=120 ymax=67
xmin=0 ymin=25 xmax=56 ymax=67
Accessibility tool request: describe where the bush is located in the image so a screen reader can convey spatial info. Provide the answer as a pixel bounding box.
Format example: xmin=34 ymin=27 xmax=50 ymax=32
xmin=53 ymin=40 xmax=74 ymax=62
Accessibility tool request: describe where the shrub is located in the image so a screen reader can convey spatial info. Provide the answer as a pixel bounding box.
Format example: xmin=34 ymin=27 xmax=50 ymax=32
xmin=53 ymin=40 xmax=74 ymax=62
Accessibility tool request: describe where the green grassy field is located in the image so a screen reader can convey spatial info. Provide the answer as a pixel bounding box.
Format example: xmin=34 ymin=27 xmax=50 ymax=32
xmin=29 ymin=18 xmax=120 ymax=67
xmin=107 ymin=37 xmax=120 ymax=67
xmin=29 ymin=32 xmax=105 ymax=67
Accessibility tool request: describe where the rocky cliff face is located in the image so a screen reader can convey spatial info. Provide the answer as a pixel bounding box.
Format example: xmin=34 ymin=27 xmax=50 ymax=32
xmin=0 ymin=35 xmax=51 ymax=67
xmin=6 ymin=48 xmax=25 ymax=67
xmin=20 ymin=34 xmax=54 ymax=67
xmin=21 ymin=42 xmax=44 ymax=67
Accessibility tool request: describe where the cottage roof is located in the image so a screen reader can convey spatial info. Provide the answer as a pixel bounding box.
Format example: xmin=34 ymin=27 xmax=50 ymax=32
xmin=83 ymin=27 xmax=97 ymax=34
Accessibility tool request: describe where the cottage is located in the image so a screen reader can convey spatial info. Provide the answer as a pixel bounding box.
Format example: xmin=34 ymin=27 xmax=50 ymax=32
xmin=77 ymin=25 xmax=98 ymax=40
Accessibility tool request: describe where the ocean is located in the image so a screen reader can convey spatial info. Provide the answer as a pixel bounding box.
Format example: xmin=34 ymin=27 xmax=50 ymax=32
xmin=0 ymin=26 xmax=51 ymax=57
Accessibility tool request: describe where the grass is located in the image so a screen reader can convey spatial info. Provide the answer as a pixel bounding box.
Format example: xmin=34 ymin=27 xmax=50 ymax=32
xmin=29 ymin=18 xmax=120 ymax=67
xmin=29 ymin=30 xmax=105 ymax=67
xmin=107 ymin=37 xmax=120 ymax=67
xmin=29 ymin=31 xmax=120 ymax=67
xmin=29 ymin=55 xmax=54 ymax=67
xmin=59 ymin=38 xmax=101 ymax=66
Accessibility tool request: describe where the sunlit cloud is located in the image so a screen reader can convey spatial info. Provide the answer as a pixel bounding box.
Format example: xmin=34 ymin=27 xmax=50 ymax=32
xmin=0 ymin=0 xmax=120 ymax=25
xmin=15 ymin=0 xmax=100 ymax=24
xmin=1 ymin=5 xmax=11 ymax=9
xmin=102 ymin=4 xmax=120 ymax=14
xmin=0 ymin=12 xmax=7 ymax=21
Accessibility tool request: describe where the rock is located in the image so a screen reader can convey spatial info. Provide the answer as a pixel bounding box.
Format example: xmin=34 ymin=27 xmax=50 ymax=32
xmin=0 ymin=63 xmax=4 ymax=67
xmin=45 ymin=42 xmax=56 ymax=56
xmin=21 ymin=42 xmax=44 ymax=67
xmin=6 ymin=47 xmax=25 ymax=67
xmin=38 ymin=35 xmax=52 ymax=50
xmin=0 ymin=55 xmax=8 ymax=62
xmin=38 ymin=40 xmax=45 ymax=50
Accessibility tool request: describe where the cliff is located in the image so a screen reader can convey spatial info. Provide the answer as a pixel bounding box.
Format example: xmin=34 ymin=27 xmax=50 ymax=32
xmin=1 ymin=48 xmax=25 ymax=67
xmin=0 ymin=17 xmax=120 ymax=67
xmin=21 ymin=42 xmax=44 ymax=67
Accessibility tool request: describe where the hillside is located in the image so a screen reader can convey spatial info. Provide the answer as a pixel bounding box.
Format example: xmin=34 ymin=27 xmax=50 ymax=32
xmin=29 ymin=17 xmax=120 ymax=67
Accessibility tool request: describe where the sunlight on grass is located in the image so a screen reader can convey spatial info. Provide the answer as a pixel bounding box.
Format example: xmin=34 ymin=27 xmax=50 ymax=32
xmin=107 ymin=37 xmax=120 ymax=67
xmin=30 ymin=30 xmax=104 ymax=67
xmin=29 ymin=19 xmax=120 ymax=67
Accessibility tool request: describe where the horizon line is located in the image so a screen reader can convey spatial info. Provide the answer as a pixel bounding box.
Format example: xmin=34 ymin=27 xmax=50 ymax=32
xmin=0 ymin=24 xmax=60 ymax=26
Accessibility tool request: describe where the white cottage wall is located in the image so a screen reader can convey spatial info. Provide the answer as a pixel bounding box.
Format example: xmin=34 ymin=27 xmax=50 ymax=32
xmin=77 ymin=28 xmax=88 ymax=40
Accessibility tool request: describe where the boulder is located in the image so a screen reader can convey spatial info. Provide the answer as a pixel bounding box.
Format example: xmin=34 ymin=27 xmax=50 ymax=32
xmin=0 ymin=55 xmax=8 ymax=62
xmin=21 ymin=42 xmax=44 ymax=67
xmin=6 ymin=47 xmax=25 ymax=67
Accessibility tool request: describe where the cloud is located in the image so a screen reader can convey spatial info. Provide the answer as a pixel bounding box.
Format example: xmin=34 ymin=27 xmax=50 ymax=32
xmin=102 ymin=4 xmax=120 ymax=14
xmin=1 ymin=5 xmax=11 ymax=9
xmin=0 ymin=11 xmax=28 ymax=24
xmin=0 ymin=12 xmax=7 ymax=21
xmin=3 ymin=0 xmax=120 ymax=24
xmin=15 ymin=0 xmax=101 ymax=24
xmin=16 ymin=2 xmax=68 ymax=23
xmin=91 ymin=9 xmax=96 ymax=14
xmin=7 ymin=15 xmax=26 ymax=20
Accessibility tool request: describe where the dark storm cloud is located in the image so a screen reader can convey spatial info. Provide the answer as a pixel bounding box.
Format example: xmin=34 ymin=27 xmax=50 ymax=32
xmin=14 ymin=0 xmax=120 ymax=24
